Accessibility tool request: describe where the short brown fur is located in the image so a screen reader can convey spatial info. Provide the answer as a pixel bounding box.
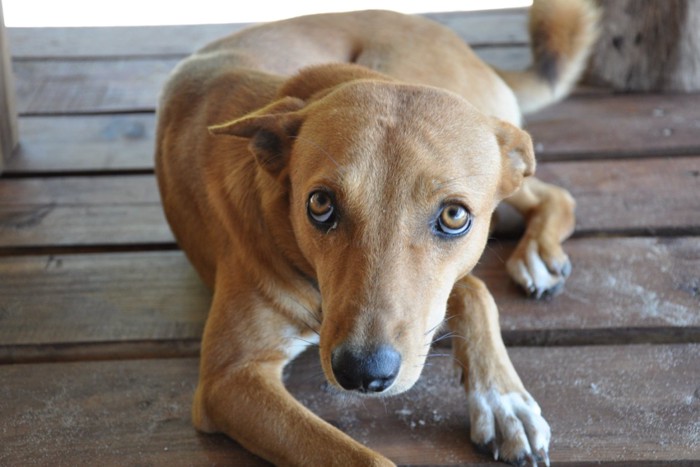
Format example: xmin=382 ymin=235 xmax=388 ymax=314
xmin=156 ymin=2 xmax=598 ymax=465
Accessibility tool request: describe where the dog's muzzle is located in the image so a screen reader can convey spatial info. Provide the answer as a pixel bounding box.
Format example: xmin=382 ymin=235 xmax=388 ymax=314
xmin=330 ymin=344 xmax=401 ymax=393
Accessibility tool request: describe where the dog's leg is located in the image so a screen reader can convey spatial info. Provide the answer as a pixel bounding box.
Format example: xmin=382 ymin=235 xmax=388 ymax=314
xmin=447 ymin=274 xmax=550 ymax=465
xmin=193 ymin=276 xmax=394 ymax=467
xmin=503 ymin=176 xmax=576 ymax=298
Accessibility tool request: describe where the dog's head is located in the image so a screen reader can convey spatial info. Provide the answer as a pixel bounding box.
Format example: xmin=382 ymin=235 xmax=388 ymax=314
xmin=210 ymin=64 xmax=534 ymax=396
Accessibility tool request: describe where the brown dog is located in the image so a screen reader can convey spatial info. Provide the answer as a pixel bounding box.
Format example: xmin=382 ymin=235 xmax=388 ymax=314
xmin=155 ymin=1 xmax=599 ymax=465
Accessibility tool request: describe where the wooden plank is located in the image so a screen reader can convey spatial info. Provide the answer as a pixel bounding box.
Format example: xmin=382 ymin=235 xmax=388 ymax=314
xmin=7 ymin=24 xmax=249 ymax=59
xmin=1 ymin=345 xmax=698 ymax=465
xmin=1 ymin=157 xmax=697 ymax=249
xmin=0 ymin=0 xmax=19 ymax=172
xmin=13 ymin=57 xmax=180 ymax=115
xmin=1 ymin=236 xmax=697 ymax=363
xmin=536 ymin=156 xmax=700 ymax=236
xmin=6 ymin=92 xmax=700 ymax=174
xmin=527 ymin=93 xmax=700 ymax=160
xmin=0 ymin=175 xmax=173 ymax=248
xmin=5 ymin=114 xmax=155 ymax=174
xmin=6 ymin=10 xmax=529 ymax=59
xmin=11 ymin=51 xmax=534 ymax=115
xmin=11 ymin=61 xmax=700 ymax=165
xmin=424 ymin=8 xmax=529 ymax=46
xmin=0 ymin=251 xmax=209 ymax=348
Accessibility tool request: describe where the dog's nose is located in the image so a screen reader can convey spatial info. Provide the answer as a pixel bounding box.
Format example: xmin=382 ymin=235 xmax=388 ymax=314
xmin=331 ymin=344 xmax=401 ymax=393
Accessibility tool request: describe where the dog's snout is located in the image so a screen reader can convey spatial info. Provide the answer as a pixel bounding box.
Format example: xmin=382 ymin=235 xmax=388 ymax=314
xmin=331 ymin=344 xmax=401 ymax=393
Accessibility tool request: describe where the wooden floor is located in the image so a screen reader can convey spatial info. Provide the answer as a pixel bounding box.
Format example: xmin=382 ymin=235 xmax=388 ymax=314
xmin=1 ymin=8 xmax=699 ymax=466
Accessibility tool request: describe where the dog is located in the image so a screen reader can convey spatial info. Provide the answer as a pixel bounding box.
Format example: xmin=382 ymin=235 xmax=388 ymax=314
xmin=155 ymin=1 xmax=599 ymax=465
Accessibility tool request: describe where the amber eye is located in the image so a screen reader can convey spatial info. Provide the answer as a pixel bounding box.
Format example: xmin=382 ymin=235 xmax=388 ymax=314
xmin=435 ymin=203 xmax=472 ymax=237
xmin=307 ymin=190 xmax=336 ymax=227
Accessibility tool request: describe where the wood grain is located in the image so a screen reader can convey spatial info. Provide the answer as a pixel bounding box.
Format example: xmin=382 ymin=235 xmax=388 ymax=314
xmin=13 ymin=58 xmax=180 ymax=115
xmin=0 ymin=252 xmax=209 ymax=348
xmin=0 ymin=175 xmax=173 ymax=247
xmin=1 ymin=345 xmax=698 ymax=465
xmin=5 ymin=114 xmax=155 ymax=174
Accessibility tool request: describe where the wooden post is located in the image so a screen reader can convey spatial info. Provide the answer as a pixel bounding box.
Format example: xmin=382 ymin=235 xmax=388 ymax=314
xmin=0 ymin=0 xmax=18 ymax=173
xmin=585 ymin=0 xmax=700 ymax=92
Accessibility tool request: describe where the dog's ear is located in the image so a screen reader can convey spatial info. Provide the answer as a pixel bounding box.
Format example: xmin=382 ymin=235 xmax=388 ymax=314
xmin=492 ymin=119 xmax=536 ymax=199
xmin=209 ymin=96 xmax=306 ymax=173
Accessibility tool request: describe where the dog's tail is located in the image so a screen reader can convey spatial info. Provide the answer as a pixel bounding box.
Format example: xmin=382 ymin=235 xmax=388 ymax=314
xmin=495 ymin=0 xmax=600 ymax=114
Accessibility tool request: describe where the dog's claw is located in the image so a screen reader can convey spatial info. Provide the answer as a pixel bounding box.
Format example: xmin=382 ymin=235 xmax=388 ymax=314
xmin=469 ymin=389 xmax=550 ymax=467
xmin=537 ymin=448 xmax=551 ymax=467
xmin=476 ymin=439 xmax=499 ymax=460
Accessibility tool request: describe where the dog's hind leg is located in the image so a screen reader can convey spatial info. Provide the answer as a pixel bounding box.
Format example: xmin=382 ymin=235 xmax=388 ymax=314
xmin=447 ymin=274 xmax=551 ymax=465
xmin=503 ymin=176 xmax=576 ymax=298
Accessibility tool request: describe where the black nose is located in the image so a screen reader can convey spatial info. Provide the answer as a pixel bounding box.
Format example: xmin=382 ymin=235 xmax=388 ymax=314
xmin=331 ymin=344 xmax=401 ymax=393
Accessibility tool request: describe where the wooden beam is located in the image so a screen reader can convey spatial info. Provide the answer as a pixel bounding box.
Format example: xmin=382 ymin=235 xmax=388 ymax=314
xmin=0 ymin=0 xmax=19 ymax=172
xmin=586 ymin=0 xmax=700 ymax=91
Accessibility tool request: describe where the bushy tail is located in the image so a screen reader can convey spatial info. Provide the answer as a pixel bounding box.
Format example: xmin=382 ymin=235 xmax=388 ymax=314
xmin=496 ymin=0 xmax=600 ymax=114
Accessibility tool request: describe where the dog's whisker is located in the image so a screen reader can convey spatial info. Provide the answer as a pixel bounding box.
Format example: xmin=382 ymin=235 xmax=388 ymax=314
xmin=424 ymin=313 xmax=460 ymax=337
xmin=429 ymin=331 xmax=456 ymax=345
xmin=424 ymin=318 xmax=445 ymax=337
xmin=283 ymin=295 xmax=323 ymax=337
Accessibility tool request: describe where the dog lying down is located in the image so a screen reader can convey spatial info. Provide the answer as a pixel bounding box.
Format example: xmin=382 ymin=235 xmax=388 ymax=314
xmin=155 ymin=0 xmax=599 ymax=465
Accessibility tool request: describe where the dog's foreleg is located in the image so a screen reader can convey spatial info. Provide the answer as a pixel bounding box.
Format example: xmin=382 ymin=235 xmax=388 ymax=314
xmin=193 ymin=358 xmax=394 ymax=466
xmin=503 ymin=176 xmax=576 ymax=298
xmin=447 ymin=275 xmax=550 ymax=465
xmin=192 ymin=283 xmax=394 ymax=466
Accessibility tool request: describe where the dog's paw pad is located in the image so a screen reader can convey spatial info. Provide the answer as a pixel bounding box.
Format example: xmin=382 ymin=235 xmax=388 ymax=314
xmin=506 ymin=238 xmax=571 ymax=299
xmin=468 ymin=389 xmax=550 ymax=466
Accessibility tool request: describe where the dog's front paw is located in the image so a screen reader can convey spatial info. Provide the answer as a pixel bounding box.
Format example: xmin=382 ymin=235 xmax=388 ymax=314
xmin=468 ymin=388 xmax=551 ymax=466
xmin=506 ymin=236 xmax=571 ymax=299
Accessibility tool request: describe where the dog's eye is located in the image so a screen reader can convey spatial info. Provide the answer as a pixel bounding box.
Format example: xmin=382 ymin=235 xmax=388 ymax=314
xmin=307 ymin=190 xmax=337 ymax=228
xmin=435 ymin=203 xmax=472 ymax=237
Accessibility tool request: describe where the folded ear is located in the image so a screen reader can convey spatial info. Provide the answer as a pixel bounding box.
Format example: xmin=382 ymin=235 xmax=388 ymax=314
xmin=493 ymin=119 xmax=536 ymax=199
xmin=209 ymin=96 xmax=306 ymax=173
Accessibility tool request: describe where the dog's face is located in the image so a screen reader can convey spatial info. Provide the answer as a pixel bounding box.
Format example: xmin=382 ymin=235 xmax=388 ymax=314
xmin=211 ymin=72 xmax=534 ymax=396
